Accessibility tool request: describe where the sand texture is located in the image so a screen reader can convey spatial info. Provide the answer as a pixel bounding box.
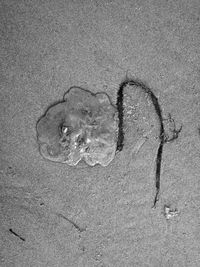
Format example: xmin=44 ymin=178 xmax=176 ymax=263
xmin=0 ymin=0 xmax=200 ymax=266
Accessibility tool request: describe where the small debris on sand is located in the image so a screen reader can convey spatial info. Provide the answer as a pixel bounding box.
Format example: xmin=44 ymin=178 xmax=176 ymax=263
xmin=164 ymin=205 xmax=179 ymax=220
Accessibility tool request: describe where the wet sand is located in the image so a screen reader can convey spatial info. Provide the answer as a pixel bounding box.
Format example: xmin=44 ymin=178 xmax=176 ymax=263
xmin=0 ymin=0 xmax=200 ymax=266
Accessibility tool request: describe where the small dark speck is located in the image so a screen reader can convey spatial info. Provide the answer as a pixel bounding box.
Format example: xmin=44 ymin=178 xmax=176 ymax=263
xmin=40 ymin=202 xmax=44 ymax=206
xmin=197 ymin=127 xmax=200 ymax=137
xmin=81 ymin=246 xmax=86 ymax=252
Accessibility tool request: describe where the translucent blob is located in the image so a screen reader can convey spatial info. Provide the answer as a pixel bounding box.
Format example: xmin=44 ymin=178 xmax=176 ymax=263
xmin=63 ymin=87 xmax=99 ymax=122
xmin=36 ymin=103 xmax=69 ymax=143
xmin=36 ymin=87 xmax=118 ymax=167
xmin=83 ymin=141 xmax=116 ymax=167
xmin=39 ymin=142 xmax=70 ymax=163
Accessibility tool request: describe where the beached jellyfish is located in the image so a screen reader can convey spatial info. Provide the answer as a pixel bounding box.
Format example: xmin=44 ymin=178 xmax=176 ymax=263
xmin=36 ymin=87 xmax=118 ymax=167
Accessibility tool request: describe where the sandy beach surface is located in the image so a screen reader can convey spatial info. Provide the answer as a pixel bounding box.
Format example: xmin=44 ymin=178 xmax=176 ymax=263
xmin=0 ymin=0 xmax=200 ymax=266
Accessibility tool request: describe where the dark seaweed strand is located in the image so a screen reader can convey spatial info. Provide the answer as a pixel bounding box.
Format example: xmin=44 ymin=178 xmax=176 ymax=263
xmin=9 ymin=228 xmax=25 ymax=241
xmin=58 ymin=213 xmax=86 ymax=233
xmin=117 ymin=79 xmax=165 ymax=208
xmin=152 ymin=141 xmax=164 ymax=207
xmin=116 ymin=81 xmax=126 ymax=151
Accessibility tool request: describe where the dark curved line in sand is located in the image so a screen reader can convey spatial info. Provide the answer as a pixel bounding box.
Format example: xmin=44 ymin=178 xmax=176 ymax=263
xmin=116 ymin=78 xmax=165 ymax=207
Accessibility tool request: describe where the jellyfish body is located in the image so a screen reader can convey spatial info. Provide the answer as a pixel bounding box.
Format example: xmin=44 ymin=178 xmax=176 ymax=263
xmin=36 ymin=87 xmax=118 ymax=167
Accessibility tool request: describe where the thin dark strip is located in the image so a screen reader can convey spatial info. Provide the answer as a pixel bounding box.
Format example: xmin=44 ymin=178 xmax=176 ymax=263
xmin=153 ymin=140 xmax=164 ymax=207
xmin=124 ymin=79 xmax=165 ymax=141
xmin=116 ymin=81 xmax=125 ymax=151
xmin=9 ymin=228 xmax=25 ymax=241
xmin=117 ymin=78 xmax=165 ymax=207
xmin=58 ymin=213 xmax=86 ymax=233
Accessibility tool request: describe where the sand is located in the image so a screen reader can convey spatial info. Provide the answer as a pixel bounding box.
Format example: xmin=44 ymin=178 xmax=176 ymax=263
xmin=0 ymin=0 xmax=200 ymax=266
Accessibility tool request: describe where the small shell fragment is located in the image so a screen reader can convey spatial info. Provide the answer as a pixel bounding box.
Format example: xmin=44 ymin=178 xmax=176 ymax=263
xmin=164 ymin=205 xmax=179 ymax=220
